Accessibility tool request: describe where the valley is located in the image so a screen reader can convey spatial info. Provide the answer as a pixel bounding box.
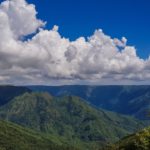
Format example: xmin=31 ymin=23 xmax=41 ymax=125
xmin=0 ymin=85 xmax=150 ymax=150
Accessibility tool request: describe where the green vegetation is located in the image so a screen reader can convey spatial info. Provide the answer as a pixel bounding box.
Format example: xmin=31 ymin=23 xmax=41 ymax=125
xmin=0 ymin=120 xmax=79 ymax=150
xmin=28 ymin=85 xmax=150 ymax=120
xmin=106 ymin=127 xmax=150 ymax=150
xmin=0 ymin=92 xmax=146 ymax=150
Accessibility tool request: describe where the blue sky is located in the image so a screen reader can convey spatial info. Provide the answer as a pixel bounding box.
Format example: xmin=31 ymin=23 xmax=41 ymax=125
xmin=0 ymin=0 xmax=150 ymax=85
xmin=26 ymin=0 xmax=150 ymax=59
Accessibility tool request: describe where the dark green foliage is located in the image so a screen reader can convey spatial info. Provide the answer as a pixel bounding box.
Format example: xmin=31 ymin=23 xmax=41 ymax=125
xmin=0 ymin=120 xmax=79 ymax=150
xmin=0 ymin=92 xmax=146 ymax=149
xmin=107 ymin=127 xmax=150 ymax=150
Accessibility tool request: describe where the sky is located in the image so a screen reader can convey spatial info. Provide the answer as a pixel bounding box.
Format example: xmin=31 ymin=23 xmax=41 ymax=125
xmin=27 ymin=0 xmax=150 ymax=59
xmin=0 ymin=0 xmax=150 ymax=85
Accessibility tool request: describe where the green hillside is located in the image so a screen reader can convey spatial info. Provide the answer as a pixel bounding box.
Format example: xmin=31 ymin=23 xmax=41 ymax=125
xmin=107 ymin=127 xmax=150 ymax=150
xmin=0 ymin=92 xmax=146 ymax=149
xmin=0 ymin=120 xmax=78 ymax=150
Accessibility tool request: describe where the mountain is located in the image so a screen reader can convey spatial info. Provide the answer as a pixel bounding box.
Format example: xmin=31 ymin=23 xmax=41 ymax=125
xmin=0 ymin=85 xmax=31 ymax=106
xmin=28 ymin=85 xmax=150 ymax=119
xmin=0 ymin=92 xmax=146 ymax=150
xmin=0 ymin=120 xmax=78 ymax=150
xmin=107 ymin=126 xmax=150 ymax=150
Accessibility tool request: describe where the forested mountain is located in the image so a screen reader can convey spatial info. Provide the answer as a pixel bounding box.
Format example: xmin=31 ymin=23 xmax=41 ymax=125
xmin=0 ymin=86 xmax=149 ymax=149
xmin=0 ymin=92 xmax=145 ymax=150
xmin=107 ymin=126 xmax=150 ymax=150
xmin=0 ymin=120 xmax=79 ymax=150
xmin=28 ymin=85 xmax=150 ymax=119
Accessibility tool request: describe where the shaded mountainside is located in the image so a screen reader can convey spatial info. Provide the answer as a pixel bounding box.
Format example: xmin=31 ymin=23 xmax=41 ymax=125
xmin=0 ymin=85 xmax=31 ymax=106
xmin=0 ymin=92 xmax=146 ymax=149
xmin=107 ymin=127 xmax=150 ymax=150
xmin=0 ymin=120 xmax=78 ymax=150
xmin=28 ymin=85 xmax=150 ymax=119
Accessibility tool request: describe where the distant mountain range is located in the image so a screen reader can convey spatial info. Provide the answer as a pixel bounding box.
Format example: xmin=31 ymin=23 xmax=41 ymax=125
xmin=0 ymin=86 xmax=146 ymax=150
xmin=28 ymin=85 xmax=150 ymax=120
xmin=0 ymin=85 xmax=31 ymax=106
xmin=0 ymin=85 xmax=150 ymax=149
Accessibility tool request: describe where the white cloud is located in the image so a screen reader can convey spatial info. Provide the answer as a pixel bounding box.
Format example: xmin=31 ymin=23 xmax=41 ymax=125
xmin=113 ymin=37 xmax=127 ymax=47
xmin=0 ymin=0 xmax=149 ymax=85
xmin=0 ymin=0 xmax=44 ymax=38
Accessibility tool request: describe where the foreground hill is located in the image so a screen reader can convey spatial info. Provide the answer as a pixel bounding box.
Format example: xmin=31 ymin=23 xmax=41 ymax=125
xmin=28 ymin=85 xmax=150 ymax=119
xmin=0 ymin=85 xmax=31 ymax=106
xmin=0 ymin=92 xmax=145 ymax=149
xmin=0 ymin=120 xmax=78 ymax=150
xmin=107 ymin=127 xmax=150 ymax=150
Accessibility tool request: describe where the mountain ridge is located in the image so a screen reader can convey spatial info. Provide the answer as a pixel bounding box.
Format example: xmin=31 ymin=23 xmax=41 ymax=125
xmin=27 ymin=85 xmax=150 ymax=119
xmin=0 ymin=91 xmax=146 ymax=149
xmin=0 ymin=85 xmax=31 ymax=106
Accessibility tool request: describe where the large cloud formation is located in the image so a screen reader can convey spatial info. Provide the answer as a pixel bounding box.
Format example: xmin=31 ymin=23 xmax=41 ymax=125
xmin=0 ymin=0 xmax=149 ymax=85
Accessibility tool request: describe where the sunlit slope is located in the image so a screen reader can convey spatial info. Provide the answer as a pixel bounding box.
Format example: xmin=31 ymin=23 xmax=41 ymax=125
xmin=0 ymin=120 xmax=78 ymax=150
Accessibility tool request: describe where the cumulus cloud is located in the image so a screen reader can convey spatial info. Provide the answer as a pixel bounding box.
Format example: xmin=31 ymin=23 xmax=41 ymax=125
xmin=0 ymin=0 xmax=44 ymax=38
xmin=0 ymin=0 xmax=149 ymax=85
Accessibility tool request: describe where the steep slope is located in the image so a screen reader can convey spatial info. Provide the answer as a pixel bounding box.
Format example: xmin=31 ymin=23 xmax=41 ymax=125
xmin=0 ymin=120 xmax=78 ymax=150
xmin=0 ymin=85 xmax=31 ymax=106
xmin=28 ymin=85 xmax=150 ymax=119
xmin=107 ymin=127 xmax=150 ymax=150
xmin=0 ymin=92 xmax=145 ymax=149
